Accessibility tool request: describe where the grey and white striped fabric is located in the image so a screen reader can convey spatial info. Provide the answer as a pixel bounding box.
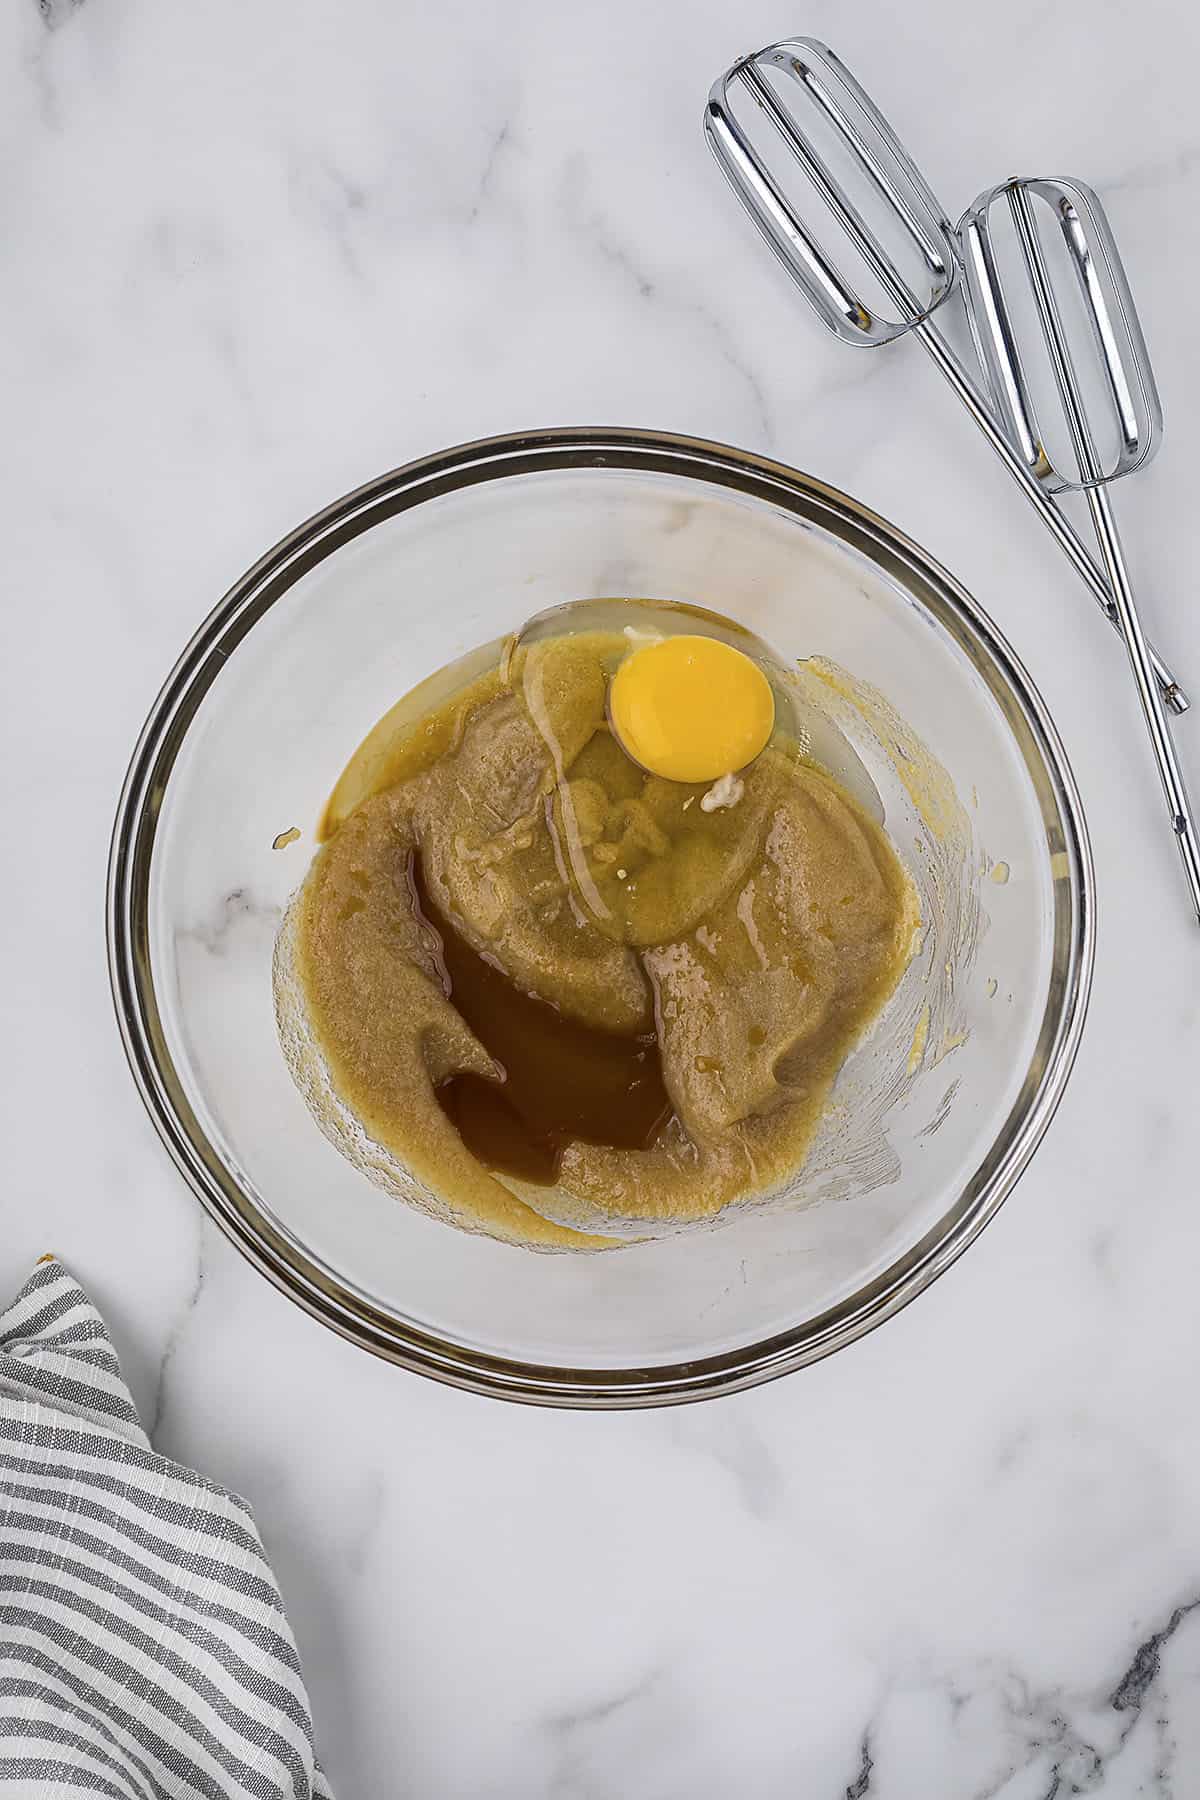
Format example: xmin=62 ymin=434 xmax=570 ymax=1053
xmin=0 ymin=1259 xmax=335 ymax=1798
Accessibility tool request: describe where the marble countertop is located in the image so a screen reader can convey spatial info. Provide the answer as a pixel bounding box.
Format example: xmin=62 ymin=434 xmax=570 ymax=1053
xmin=6 ymin=0 xmax=1200 ymax=1791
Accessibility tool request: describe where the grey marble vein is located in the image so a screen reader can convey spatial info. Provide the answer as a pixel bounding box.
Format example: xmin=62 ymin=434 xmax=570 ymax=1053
xmin=560 ymin=155 xmax=774 ymax=444
xmin=845 ymin=1731 xmax=873 ymax=1798
xmin=845 ymin=1599 xmax=1200 ymax=1800
xmin=667 ymin=1406 xmax=784 ymax=1523
xmin=543 ymin=1668 xmax=664 ymax=1800
xmin=181 ymin=886 xmax=282 ymax=957
xmin=1110 ymin=1598 xmax=1200 ymax=1716
xmin=148 ymin=1215 xmax=208 ymax=1445
xmin=37 ymin=0 xmax=84 ymax=30
xmin=1100 ymin=144 xmax=1200 ymax=200
xmin=288 ymin=151 xmax=371 ymax=278
xmin=470 ymin=120 xmax=517 ymax=224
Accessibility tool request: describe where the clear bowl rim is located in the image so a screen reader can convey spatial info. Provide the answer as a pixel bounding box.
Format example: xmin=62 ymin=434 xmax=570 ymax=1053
xmin=107 ymin=426 xmax=1095 ymax=1408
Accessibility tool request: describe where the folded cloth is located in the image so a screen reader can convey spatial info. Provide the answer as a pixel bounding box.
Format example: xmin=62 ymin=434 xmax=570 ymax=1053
xmin=0 ymin=1259 xmax=334 ymax=1798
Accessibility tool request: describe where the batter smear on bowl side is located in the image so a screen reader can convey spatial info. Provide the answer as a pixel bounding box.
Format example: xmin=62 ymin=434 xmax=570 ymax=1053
xmin=275 ymin=606 xmax=919 ymax=1248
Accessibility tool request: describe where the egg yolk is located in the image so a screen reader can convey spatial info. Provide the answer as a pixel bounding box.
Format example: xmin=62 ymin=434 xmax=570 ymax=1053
xmin=608 ymin=634 xmax=776 ymax=783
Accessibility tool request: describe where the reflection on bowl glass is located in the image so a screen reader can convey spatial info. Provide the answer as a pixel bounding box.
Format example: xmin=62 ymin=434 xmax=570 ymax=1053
xmin=108 ymin=430 xmax=1093 ymax=1406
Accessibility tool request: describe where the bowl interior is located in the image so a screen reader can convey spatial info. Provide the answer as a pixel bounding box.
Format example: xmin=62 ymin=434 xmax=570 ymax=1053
xmin=119 ymin=437 xmax=1090 ymax=1401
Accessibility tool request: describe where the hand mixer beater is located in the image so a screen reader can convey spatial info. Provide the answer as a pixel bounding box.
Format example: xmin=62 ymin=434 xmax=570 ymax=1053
xmin=705 ymin=38 xmax=1200 ymax=922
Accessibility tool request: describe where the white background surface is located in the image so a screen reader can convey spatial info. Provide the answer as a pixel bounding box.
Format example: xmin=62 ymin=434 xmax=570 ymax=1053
xmin=5 ymin=1 xmax=1200 ymax=1792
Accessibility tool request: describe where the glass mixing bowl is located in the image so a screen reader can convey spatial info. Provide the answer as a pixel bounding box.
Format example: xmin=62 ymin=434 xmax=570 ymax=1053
xmin=108 ymin=429 xmax=1093 ymax=1406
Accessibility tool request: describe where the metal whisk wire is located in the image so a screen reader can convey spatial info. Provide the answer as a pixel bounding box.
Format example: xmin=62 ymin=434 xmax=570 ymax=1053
xmin=704 ymin=37 xmax=1187 ymax=714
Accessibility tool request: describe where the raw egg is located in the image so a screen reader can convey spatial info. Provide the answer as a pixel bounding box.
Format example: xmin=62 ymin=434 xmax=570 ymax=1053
xmin=608 ymin=634 xmax=776 ymax=783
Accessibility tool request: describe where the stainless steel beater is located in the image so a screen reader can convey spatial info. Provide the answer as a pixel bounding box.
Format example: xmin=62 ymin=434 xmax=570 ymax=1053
xmin=958 ymin=176 xmax=1200 ymax=919
xmin=705 ymin=39 xmax=1185 ymax=710
xmin=705 ymin=37 xmax=1200 ymax=919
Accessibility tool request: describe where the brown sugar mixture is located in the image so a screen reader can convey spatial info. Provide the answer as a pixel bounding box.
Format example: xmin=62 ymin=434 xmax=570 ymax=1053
xmin=410 ymin=853 xmax=671 ymax=1183
xmin=282 ymin=620 xmax=919 ymax=1248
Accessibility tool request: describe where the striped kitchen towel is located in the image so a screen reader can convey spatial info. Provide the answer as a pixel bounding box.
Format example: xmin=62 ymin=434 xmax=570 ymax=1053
xmin=0 ymin=1258 xmax=335 ymax=1798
